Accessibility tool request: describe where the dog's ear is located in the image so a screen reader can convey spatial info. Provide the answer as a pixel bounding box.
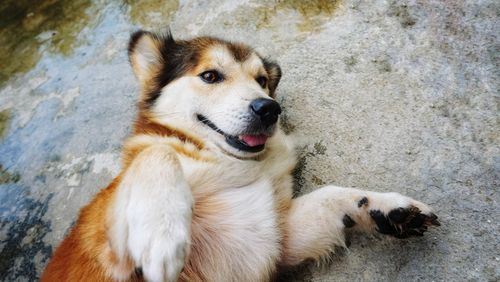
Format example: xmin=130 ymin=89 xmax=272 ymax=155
xmin=128 ymin=30 xmax=173 ymax=85
xmin=263 ymin=60 xmax=282 ymax=97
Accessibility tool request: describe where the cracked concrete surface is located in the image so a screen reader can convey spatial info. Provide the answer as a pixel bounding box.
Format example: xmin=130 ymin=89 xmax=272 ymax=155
xmin=0 ymin=0 xmax=498 ymax=281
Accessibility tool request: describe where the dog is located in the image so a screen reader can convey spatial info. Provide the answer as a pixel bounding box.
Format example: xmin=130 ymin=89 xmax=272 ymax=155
xmin=41 ymin=30 xmax=440 ymax=282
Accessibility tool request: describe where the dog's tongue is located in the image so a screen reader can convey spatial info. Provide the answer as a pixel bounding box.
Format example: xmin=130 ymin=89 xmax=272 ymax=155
xmin=239 ymin=134 xmax=268 ymax=147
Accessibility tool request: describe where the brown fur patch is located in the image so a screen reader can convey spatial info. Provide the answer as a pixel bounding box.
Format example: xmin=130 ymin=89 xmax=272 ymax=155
xmin=121 ymin=140 xmax=149 ymax=169
xmin=169 ymin=143 xmax=209 ymax=162
xmin=133 ymin=114 xmax=204 ymax=149
xmin=227 ymin=42 xmax=252 ymax=62
xmin=41 ymin=176 xmax=139 ymax=281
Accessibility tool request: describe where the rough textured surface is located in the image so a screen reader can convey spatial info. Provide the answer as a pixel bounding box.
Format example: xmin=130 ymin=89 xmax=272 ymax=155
xmin=0 ymin=0 xmax=498 ymax=281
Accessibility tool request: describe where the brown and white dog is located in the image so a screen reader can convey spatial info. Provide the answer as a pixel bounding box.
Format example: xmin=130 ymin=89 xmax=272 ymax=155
xmin=41 ymin=31 xmax=440 ymax=282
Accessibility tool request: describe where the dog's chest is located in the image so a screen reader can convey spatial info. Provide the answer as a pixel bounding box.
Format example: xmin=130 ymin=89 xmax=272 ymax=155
xmin=189 ymin=179 xmax=281 ymax=280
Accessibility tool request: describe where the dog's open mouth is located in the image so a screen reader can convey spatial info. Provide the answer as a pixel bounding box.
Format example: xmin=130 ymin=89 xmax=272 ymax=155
xmin=197 ymin=114 xmax=268 ymax=153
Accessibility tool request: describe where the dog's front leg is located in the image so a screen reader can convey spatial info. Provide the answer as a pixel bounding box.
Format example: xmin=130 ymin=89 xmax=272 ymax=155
xmin=280 ymin=186 xmax=440 ymax=266
xmin=109 ymin=144 xmax=192 ymax=282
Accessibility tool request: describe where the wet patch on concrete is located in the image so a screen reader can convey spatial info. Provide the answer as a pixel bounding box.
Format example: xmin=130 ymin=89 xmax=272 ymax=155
xmin=0 ymin=164 xmax=20 ymax=184
xmin=38 ymin=153 xmax=119 ymax=188
xmin=0 ymin=185 xmax=53 ymax=281
xmin=0 ymin=110 xmax=11 ymax=140
xmin=0 ymin=0 xmax=104 ymax=85
xmin=45 ymin=156 xmax=91 ymax=187
xmin=252 ymin=0 xmax=341 ymax=32
xmin=124 ymin=0 xmax=179 ymax=28
xmin=0 ymin=81 xmax=82 ymax=128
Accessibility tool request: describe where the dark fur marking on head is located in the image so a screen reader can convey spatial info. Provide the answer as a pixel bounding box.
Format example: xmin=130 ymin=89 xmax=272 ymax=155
xmin=227 ymin=42 xmax=252 ymax=62
xmin=262 ymin=58 xmax=282 ymax=97
xmin=151 ymin=32 xmax=199 ymax=108
xmin=358 ymin=197 xmax=368 ymax=208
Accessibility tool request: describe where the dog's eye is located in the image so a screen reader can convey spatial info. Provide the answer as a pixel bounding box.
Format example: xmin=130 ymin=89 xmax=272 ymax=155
xmin=256 ymin=76 xmax=268 ymax=88
xmin=200 ymin=70 xmax=223 ymax=84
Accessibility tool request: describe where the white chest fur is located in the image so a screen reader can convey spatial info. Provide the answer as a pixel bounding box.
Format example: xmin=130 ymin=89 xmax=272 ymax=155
xmin=212 ymin=179 xmax=280 ymax=246
xmin=174 ymin=134 xmax=295 ymax=280
xmin=189 ymin=179 xmax=282 ymax=281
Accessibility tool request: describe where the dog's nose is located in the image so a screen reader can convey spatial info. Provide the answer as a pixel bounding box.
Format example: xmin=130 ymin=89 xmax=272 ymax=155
xmin=249 ymin=98 xmax=282 ymax=126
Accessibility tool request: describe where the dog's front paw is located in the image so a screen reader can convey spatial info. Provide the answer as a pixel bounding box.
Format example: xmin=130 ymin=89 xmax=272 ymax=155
xmin=126 ymin=190 xmax=192 ymax=282
xmin=138 ymin=225 xmax=190 ymax=282
xmin=129 ymin=219 xmax=190 ymax=281
xmin=367 ymin=194 xmax=440 ymax=238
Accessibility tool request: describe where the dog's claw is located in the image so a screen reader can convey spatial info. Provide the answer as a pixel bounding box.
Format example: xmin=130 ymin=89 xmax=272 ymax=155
xmin=429 ymin=213 xmax=441 ymax=226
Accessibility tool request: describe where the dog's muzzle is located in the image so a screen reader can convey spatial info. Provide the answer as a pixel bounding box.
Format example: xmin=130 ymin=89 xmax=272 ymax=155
xmin=197 ymin=98 xmax=282 ymax=153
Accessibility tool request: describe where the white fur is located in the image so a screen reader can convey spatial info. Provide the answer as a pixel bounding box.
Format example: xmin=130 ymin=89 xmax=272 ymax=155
xmin=206 ymin=180 xmax=281 ymax=281
xmin=109 ymin=145 xmax=192 ymax=282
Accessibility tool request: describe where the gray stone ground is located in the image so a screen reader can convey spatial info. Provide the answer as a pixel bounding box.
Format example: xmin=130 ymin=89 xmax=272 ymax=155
xmin=0 ymin=0 xmax=498 ymax=281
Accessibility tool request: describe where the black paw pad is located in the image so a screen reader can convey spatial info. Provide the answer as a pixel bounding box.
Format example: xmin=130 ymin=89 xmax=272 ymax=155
xmin=343 ymin=214 xmax=356 ymax=228
xmin=370 ymin=206 xmax=440 ymax=238
xmin=370 ymin=210 xmax=398 ymax=234
xmin=388 ymin=207 xmax=410 ymax=223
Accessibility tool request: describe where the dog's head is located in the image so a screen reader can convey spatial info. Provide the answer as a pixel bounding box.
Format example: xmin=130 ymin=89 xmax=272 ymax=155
xmin=128 ymin=31 xmax=282 ymax=158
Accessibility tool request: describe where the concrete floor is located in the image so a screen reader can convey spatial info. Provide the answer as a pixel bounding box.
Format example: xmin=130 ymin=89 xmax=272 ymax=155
xmin=0 ymin=0 xmax=498 ymax=281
